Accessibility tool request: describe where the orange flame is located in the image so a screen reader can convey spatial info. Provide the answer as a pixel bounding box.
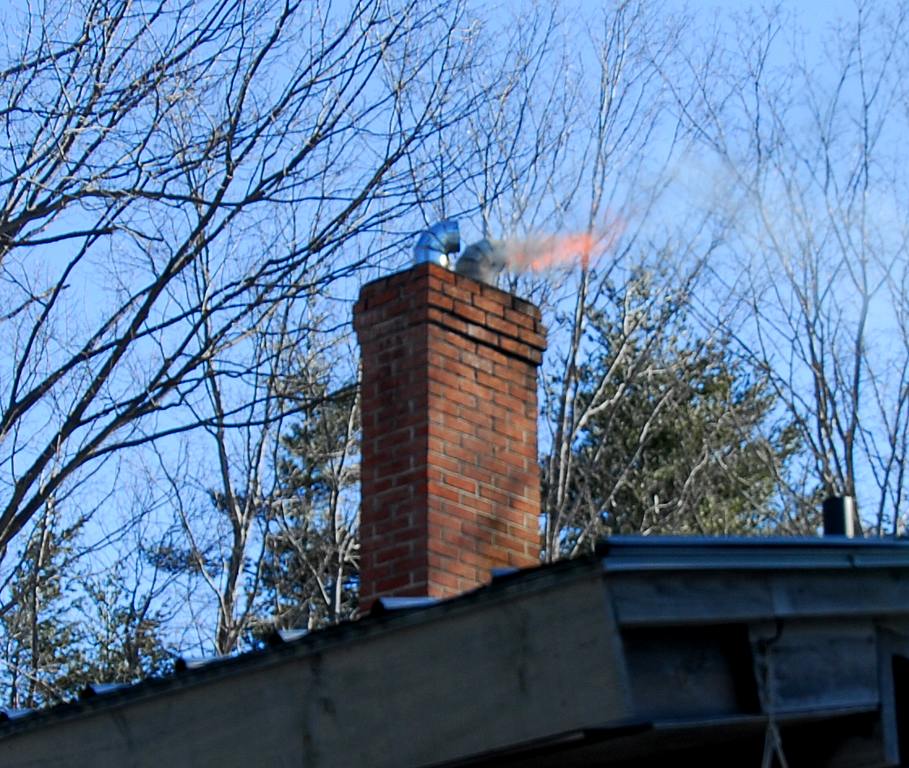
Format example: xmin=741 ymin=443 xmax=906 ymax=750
xmin=501 ymin=224 xmax=622 ymax=273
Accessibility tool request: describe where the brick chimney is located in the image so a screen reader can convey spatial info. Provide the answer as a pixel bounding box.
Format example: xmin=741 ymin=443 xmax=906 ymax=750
xmin=354 ymin=263 xmax=545 ymax=610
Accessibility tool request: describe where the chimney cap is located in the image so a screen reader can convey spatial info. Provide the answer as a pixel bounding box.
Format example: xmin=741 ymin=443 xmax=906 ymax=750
xmin=455 ymin=238 xmax=506 ymax=285
xmin=413 ymin=219 xmax=460 ymax=268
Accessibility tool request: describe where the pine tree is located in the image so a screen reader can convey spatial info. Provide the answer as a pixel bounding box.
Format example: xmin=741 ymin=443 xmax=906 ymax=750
xmin=544 ymin=293 xmax=816 ymax=557
xmin=0 ymin=504 xmax=169 ymax=707
xmin=256 ymin=383 xmax=360 ymax=635
xmin=0 ymin=505 xmax=82 ymax=708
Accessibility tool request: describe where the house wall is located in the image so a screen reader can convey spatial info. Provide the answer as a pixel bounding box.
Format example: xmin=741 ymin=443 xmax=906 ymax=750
xmin=0 ymin=565 xmax=628 ymax=768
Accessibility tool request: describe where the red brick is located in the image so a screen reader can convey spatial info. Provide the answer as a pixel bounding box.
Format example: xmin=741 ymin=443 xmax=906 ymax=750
xmin=451 ymin=301 xmax=487 ymax=326
xmin=374 ymin=574 xmax=422 ymax=593
xmin=458 ymin=462 xmax=493 ymax=485
xmin=464 ymin=323 xmax=499 ymax=348
xmin=504 ymin=307 xmax=536 ymax=331
xmin=425 ymin=480 xmax=460 ymax=503
xmin=441 ymin=281 xmax=474 ymax=305
xmin=443 ymin=473 xmax=478 ymax=495
xmin=485 ymin=313 xmax=520 ymax=338
xmin=459 ymin=547 xmax=495 ymax=569
xmin=355 ymin=264 xmax=545 ymax=610
xmin=428 ymin=307 xmax=470 ymax=336
xmin=426 ymin=291 xmax=454 ymax=314
xmin=428 ymin=358 xmax=477 ymax=384
xmin=472 ymin=293 xmax=506 ymax=316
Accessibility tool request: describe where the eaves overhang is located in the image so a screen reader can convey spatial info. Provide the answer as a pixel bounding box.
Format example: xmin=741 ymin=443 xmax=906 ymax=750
xmin=4 ymin=536 xmax=909 ymax=767
xmin=599 ymin=534 xmax=909 ymax=572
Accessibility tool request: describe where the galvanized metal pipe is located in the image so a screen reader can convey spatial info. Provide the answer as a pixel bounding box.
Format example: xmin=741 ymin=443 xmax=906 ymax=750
xmin=413 ymin=219 xmax=460 ymax=267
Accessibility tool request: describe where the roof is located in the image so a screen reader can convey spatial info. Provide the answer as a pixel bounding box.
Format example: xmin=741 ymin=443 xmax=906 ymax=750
xmin=2 ymin=535 xmax=909 ymax=767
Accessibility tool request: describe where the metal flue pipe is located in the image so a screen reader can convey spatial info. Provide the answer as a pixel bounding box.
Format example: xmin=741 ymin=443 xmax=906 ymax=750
xmin=455 ymin=238 xmax=506 ymax=285
xmin=823 ymin=496 xmax=856 ymax=538
xmin=413 ymin=219 xmax=460 ymax=268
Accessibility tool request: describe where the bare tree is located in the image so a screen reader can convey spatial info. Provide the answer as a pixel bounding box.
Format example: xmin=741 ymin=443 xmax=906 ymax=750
xmin=0 ymin=0 xmax=489 ymax=573
xmin=669 ymin=3 xmax=909 ymax=533
xmin=429 ymin=1 xmax=757 ymax=557
xmin=472 ymin=2 xmax=717 ymax=559
xmin=143 ymin=272 xmax=362 ymax=654
xmin=261 ymin=363 xmax=360 ymax=632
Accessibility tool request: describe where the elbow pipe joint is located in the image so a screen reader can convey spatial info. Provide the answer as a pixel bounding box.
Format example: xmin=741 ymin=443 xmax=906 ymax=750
xmin=414 ymin=219 xmax=460 ymax=268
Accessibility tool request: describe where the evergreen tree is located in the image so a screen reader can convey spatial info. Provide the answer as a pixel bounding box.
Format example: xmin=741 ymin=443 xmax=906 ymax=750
xmin=70 ymin=563 xmax=172 ymax=688
xmin=0 ymin=506 xmax=82 ymax=708
xmin=544 ymin=292 xmax=816 ymax=557
xmin=0 ymin=507 xmax=169 ymax=708
xmin=256 ymin=383 xmax=360 ymax=635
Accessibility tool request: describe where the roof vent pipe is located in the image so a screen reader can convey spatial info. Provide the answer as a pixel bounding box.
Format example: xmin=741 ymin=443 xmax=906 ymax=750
xmin=413 ymin=219 xmax=460 ymax=268
xmin=822 ymin=495 xmax=856 ymax=537
xmin=455 ymin=238 xmax=506 ymax=286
